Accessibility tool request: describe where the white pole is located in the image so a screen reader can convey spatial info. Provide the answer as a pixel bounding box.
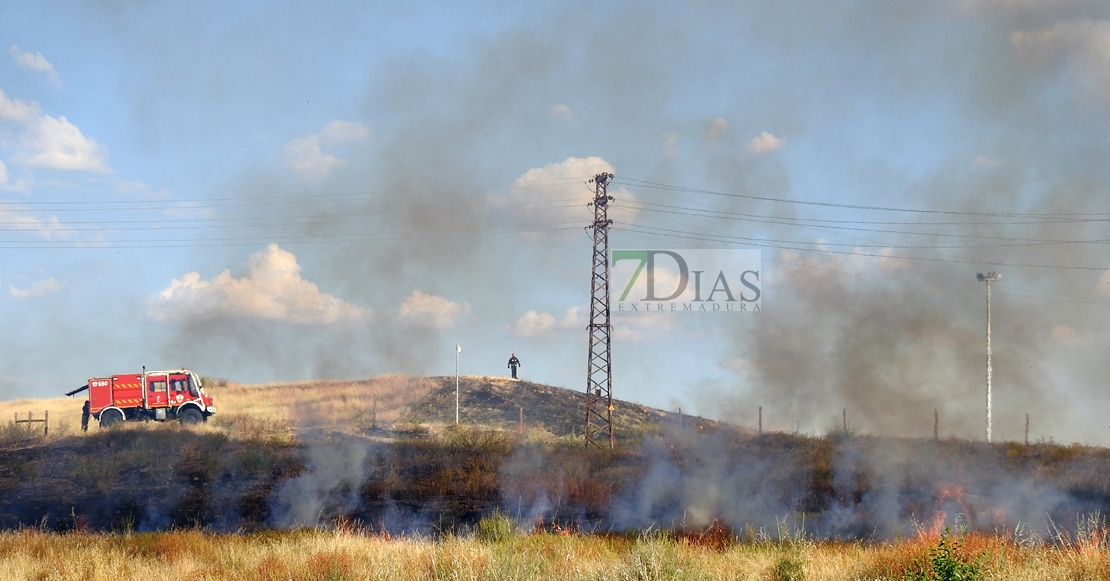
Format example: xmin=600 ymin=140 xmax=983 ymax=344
xmin=986 ymin=278 xmax=993 ymax=443
xmin=978 ymin=272 xmax=1000 ymax=443
xmin=455 ymin=343 xmax=460 ymax=425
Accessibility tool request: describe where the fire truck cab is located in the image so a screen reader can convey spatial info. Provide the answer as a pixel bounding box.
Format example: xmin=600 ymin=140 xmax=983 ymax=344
xmin=86 ymin=368 xmax=216 ymax=428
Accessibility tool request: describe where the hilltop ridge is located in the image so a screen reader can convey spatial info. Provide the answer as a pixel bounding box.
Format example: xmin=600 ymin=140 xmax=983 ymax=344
xmin=408 ymin=375 xmax=720 ymax=439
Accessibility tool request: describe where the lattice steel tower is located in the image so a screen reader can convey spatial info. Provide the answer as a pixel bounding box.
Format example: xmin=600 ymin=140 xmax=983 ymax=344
xmin=584 ymin=172 xmax=615 ymax=449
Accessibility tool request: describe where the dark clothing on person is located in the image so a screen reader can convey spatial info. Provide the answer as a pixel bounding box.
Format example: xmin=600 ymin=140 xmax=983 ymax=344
xmin=81 ymin=400 xmax=90 ymax=432
xmin=508 ymin=355 xmax=521 ymax=379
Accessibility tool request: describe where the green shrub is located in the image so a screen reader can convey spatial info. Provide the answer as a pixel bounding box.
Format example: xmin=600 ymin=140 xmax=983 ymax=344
xmin=475 ymin=510 xmax=516 ymax=543
xmin=772 ymin=551 xmax=806 ymax=581
xmin=443 ymin=424 xmax=511 ymax=453
xmin=905 ymin=528 xmax=983 ymax=581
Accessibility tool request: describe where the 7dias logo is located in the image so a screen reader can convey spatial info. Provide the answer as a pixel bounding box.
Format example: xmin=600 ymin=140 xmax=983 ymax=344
xmin=612 ymin=249 xmax=761 ymax=313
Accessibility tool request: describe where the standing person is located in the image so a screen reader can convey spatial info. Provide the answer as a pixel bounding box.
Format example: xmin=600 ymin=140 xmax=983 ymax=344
xmin=81 ymin=400 xmax=90 ymax=433
xmin=507 ymin=353 xmax=521 ymax=379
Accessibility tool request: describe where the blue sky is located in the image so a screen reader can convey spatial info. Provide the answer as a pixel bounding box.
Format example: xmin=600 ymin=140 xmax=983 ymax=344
xmin=3 ymin=1 xmax=1110 ymax=444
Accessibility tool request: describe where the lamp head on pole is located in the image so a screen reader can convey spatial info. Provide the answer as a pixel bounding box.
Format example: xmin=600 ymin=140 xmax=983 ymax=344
xmin=977 ymin=272 xmax=1001 ymax=283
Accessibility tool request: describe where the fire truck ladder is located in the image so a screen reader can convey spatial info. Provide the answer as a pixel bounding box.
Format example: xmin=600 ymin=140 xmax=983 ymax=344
xmin=584 ymin=172 xmax=615 ymax=450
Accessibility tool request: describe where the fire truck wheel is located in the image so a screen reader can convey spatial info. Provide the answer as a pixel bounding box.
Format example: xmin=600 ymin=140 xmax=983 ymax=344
xmin=179 ymin=408 xmax=203 ymax=425
xmin=100 ymin=409 xmax=123 ymax=428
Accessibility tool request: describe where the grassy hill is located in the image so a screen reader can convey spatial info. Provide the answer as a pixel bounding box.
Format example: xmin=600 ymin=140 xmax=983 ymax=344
xmin=3 ymin=375 xmax=1110 ymax=539
xmin=2 ymin=374 xmax=719 ymax=444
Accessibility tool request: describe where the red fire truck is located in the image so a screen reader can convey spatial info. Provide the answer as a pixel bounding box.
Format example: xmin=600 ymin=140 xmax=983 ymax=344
xmin=66 ymin=368 xmax=216 ymax=428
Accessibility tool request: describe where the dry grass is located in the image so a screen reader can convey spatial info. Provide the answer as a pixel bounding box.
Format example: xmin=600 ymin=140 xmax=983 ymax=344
xmin=0 ymin=396 xmax=83 ymax=441
xmin=206 ymin=374 xmax=436 ymax=437
xmin=4 ymin=528 xmax=1110 ymax=581
xmin=0 ymin=396 xmax=84 ymax=423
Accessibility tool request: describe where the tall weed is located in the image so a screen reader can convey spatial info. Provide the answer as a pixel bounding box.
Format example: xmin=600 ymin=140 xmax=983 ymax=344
xmin=475 ymin=511 xmax=516 ymax=543
xmin=904 ymin=528 xmax=984 ymax=581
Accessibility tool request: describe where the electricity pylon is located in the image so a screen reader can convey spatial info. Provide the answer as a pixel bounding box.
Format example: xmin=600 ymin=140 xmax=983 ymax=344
xmin=584 ymin=172 xmax=614 ymax=449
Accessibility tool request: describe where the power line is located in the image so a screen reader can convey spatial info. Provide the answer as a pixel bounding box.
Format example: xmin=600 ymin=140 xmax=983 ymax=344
xmin=616 ymin=177 xmax=1110 ymax=218
xmin=0 ymin=175 xmax=592 ymax=209
xmin=626 ymin=200 xmax=1110 ymax=242
xmin=0 ymin=200 xmax=586 ymax=231
xmin=616 ymin=224 xmax=1109 ymax=271
xmin=615 ymin=222 xmax=1110 ymax=253
xmin=0 ymin=223 xmax=584 ymax=249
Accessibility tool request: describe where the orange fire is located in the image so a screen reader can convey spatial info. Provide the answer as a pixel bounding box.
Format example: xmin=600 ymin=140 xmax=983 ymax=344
xmin=921 ymin=484 xmax=970 ymax=539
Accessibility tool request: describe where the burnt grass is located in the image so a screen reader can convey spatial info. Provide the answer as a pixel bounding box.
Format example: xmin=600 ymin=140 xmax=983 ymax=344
xmin=1 ymin=427 xmax=1109 ymax=536
xmin=2 ymin=380 xmax=1110 ymax=536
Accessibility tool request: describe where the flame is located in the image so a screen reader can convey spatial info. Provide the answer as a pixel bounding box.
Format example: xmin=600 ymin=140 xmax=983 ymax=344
xmin=921 ymin=484 xmax=970 ymax=539
xmin=532 ymin=515 xmax=574 ymax=536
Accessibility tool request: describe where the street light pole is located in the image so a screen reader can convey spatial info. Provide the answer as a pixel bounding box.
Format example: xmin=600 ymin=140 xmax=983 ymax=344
xmin=977 ymin=272 xmax=1001 ymax=443
xmin=455 ymin=343 xmax=461 ymax=425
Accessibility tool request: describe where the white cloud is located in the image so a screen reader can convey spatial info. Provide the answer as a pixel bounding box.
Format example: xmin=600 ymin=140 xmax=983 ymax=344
xmin=281 ymin=135 xmax=344 ymax=179
xmin=148 ymin=244 xmax=368 ymax=325
xmin=1011 ymin=19 xmax=1110 ymax=115
xmin=513 ymin=156 xmax=614 ymax=196
xmin=0 ymin=88 xmax=40 ymax=123
xmin=282 ymin=120 xmax=369 ymax=180
xmin=512 ymin=306 xmax=583 ymax=337
xmin=9 ymin=277 xmax=62 ymax=299
xmin=704 ymin=117 xmax=731 ymax=141
xmin=748 ymin=131 xmax=784 ymax=153
xmin=398 ymin=290 xmax=470 ymax=328
xmin=612 ymin=315 xmax=676 ymax=342
xmin=14 ymin=114 xmax=108 ymax=171
xmin=508 ymin=156 xmax=638 ymax=236
xmin=550 ymin=103 xmax=573 ymax=120
xmin=0 ymin=159 xmax=7 ymax=184
xmin=318 ymin=120 xmax=371 ymax=144
xmin=0 ymin=89 xmax=107 ymax=172
xmin=559 ymin=306 xmax=584 ymax=328
xmin=0 ymin=88 xmax=108 ymax=178
xmin=9 ymin=45 xmax=59 ymax=85
xmin=514 ymin=310 xmax=556 ymax=337
xmin=0 ymin=207 xmax=75 ymax=240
